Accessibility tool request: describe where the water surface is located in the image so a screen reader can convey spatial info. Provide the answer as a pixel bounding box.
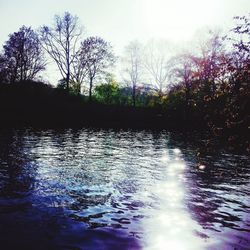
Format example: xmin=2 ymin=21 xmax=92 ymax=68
xmin=0 ymin=128 xmax=249 ymax=249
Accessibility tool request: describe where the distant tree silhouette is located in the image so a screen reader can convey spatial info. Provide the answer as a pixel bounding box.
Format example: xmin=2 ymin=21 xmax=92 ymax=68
xmin=168 ymin=53 xmax=195 ymax=121
xmin=143 ymin=40 xmax=171 ymax=97
xmin=0 ymin=26 xmax=45 ymax=83
xmin=79 ymin=37 xmax=115 ymax=101
xmin=122 ymin=41 xmax=143 ymax=107
xmin=40 ymin=12 xmax=83 ymax=92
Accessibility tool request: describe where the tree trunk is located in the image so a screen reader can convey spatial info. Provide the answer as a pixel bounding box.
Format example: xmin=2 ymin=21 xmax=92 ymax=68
xmin=132 ymin=84 xmax=136 ymax=107
xmin=66 ymin=72 xmax=70 ymax=92
xmin=66 ymin=35 xmax=70 ymax=92
xmin=78 ymin=83 xmax=81 ymax=96
xmin=89 ymin=78 xmax=93 ymax=102
xmin=184 ymin=83 xmax=190 ymax=124
xmin=20 ymin=65 xmax=23 ymax=81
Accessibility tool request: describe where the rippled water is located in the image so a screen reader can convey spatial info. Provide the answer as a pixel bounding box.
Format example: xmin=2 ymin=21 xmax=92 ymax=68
xmin=0 ymin=128 xmax=249 ymax=250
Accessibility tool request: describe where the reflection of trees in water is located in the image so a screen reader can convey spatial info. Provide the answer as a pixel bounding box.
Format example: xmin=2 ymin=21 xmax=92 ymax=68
xmin=0 ymin=130 xmax=37 ymax=198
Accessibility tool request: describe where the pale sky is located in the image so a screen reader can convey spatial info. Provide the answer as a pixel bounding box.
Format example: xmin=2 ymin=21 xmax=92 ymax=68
xmin=0 ymin=0 xmax=249 ymax=83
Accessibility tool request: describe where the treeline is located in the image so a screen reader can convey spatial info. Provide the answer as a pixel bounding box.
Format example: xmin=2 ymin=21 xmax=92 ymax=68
xmin=0 ymin=80 xmax=166 ymax=129
xmin=0 ymin=12 xmax=115 ymax=101
xmin=0 ymin=12 xmax=249 ymax=151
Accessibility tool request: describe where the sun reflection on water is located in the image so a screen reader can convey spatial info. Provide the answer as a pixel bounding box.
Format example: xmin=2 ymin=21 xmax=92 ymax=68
xmin=143 ymin=148 xmax=204 ymax=250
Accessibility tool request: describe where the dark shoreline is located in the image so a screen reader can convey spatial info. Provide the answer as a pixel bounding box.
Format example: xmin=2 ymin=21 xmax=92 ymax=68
xmin=0 ymin=83 xmax=204 ymax=130
xmin=0 ymin=81 xmax=249 ymax=152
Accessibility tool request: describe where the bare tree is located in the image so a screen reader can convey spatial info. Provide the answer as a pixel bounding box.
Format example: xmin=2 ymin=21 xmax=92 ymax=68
xmin=79 ymin=37 xmax=115 ymax=101
xmin=169 ymin=54 xmax=194 ymax=92
xmin=143 ymin=40 xmax=171 ymax=96
xmin=0 ymin=26 xmax=45 ymax=83
xmin=122 ymin=41 xmax=143 ymax=106
xmin=70 ymin=48 xmax=89 ymax=95
xmin=168 ymin=53 xmax=196 ymax=120
xmin=40 ymin=12 xmax=83 ymax=91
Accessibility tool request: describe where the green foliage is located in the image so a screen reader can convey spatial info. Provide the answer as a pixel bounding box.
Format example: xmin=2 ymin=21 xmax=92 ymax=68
xmin=165 ymin=90 xmax=186 ymax=110
xmin=93 ymin=74 xmax=119 ymax=104
xmin=94 ymin=82 xmax=119 ymax=104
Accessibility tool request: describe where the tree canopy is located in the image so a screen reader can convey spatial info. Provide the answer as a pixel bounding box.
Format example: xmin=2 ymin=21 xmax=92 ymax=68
xmin=0 ymin=26 xmax=45 ymax=83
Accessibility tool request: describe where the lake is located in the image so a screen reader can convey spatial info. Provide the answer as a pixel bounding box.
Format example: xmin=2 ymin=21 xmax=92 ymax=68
xmin=0 ymin=128 xmax=249 ymax=250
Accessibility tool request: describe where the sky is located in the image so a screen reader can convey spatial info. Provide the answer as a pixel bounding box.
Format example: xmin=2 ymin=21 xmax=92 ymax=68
xmin=0 ymin=0 xmax=249 ymax=83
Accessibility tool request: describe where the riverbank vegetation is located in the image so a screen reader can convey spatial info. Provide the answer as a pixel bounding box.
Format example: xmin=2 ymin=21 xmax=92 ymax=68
xmin=0 ymin=12 xmax=249 ymax=151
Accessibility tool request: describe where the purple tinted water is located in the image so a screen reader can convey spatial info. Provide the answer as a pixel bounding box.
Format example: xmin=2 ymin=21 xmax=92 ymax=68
xmin=0 ymin=128 xmax=249 ymax=249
